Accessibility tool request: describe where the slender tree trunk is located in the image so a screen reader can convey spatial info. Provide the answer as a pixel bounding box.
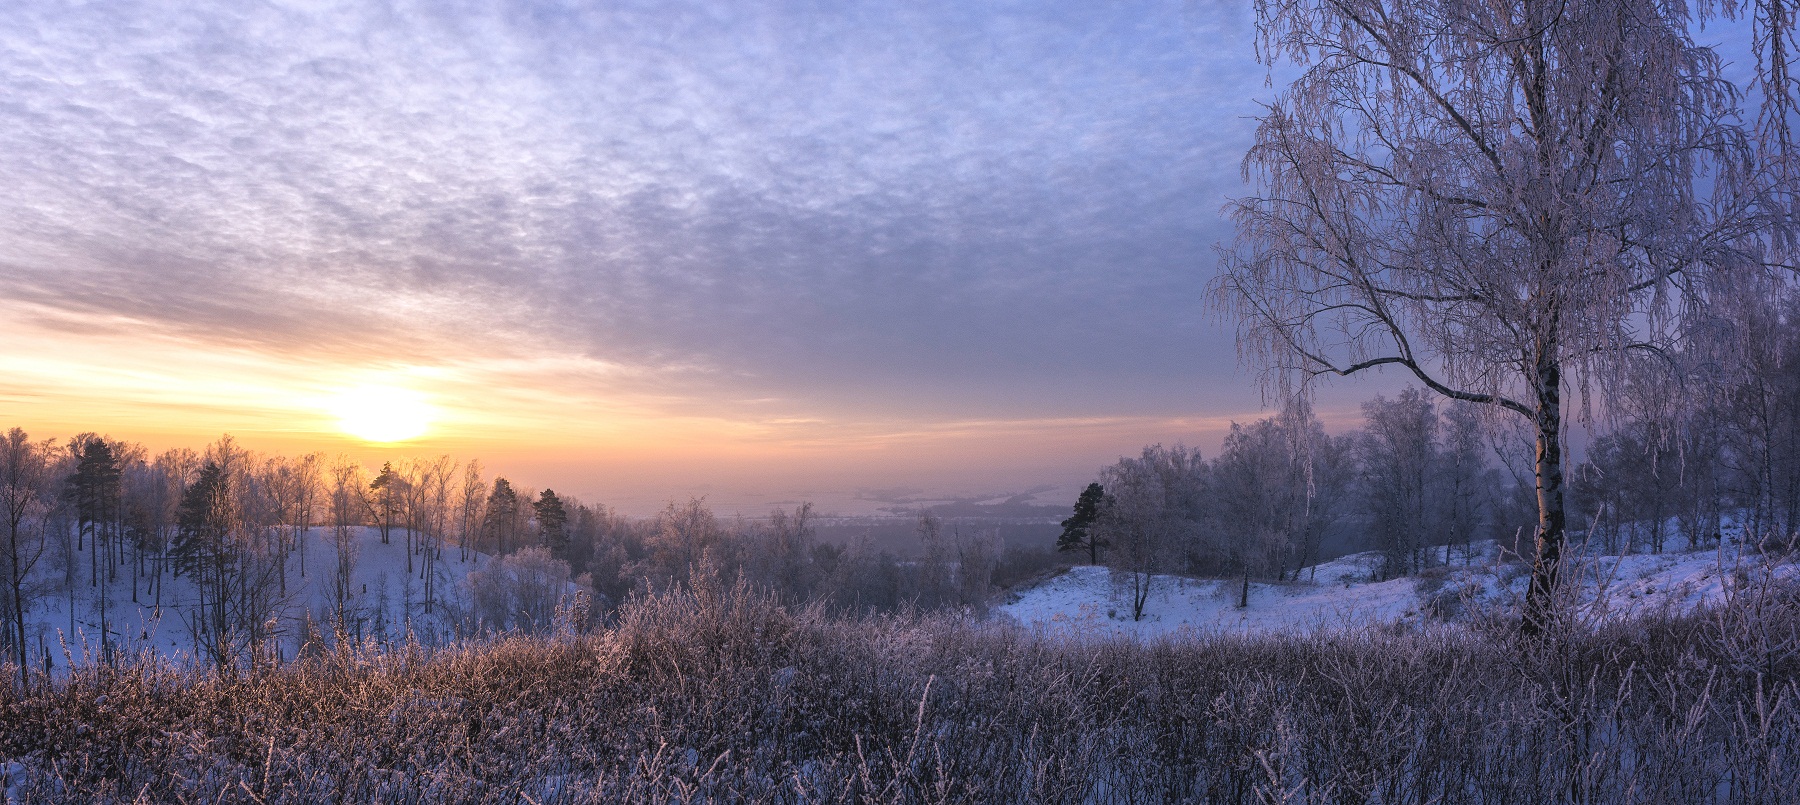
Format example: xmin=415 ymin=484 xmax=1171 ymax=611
xmin=1523 ymin=352 xmax=1566 ymax=636
xmin=9 ymin=525 xmax=27 ymax=690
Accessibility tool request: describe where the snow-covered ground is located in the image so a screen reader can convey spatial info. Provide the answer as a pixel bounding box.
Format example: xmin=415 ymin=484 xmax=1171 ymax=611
xmin=20 ymin=526 xmax=489 ymax=671
xmin=998 ymin=535 xmax=1800 ymax=639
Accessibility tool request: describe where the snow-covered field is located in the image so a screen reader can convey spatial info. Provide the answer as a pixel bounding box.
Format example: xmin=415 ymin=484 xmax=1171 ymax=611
xmin=999 ymin=537 xmax=1800 ymax=639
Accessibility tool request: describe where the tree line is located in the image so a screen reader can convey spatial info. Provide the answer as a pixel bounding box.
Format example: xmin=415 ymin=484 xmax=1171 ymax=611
xmin=1057 ymin=395 xmax=1514 ymax=621
xmin=0 ymin=433 xmax=1030 ymax=683
xmin=1063 ymin=290 xmax=1800 ymax=621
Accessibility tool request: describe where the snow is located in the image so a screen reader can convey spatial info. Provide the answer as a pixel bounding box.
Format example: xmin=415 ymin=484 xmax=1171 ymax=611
xmin=1 ymin=760 xmax=23 ymax=805
xmin=997 ymin=561 xmax=1421 ymax=639
xmin=19 ymin=526 xmax=494 ymax=672
xmin=997 ymin=531 xmax=1800 ymax=639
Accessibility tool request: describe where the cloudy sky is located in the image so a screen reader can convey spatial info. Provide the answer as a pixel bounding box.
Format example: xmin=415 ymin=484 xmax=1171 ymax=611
xmin=0 ymin=0 xmax=1407 ymax=512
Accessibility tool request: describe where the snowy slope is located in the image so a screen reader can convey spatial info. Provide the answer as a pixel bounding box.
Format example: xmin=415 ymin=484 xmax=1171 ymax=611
xmin=20 ymin=526 xmax=490 ymax=671
xmin=997 ymin=536 xmax=1800 ymax=639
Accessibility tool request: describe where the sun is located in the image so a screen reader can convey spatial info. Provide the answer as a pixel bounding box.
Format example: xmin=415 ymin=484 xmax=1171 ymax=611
xmin=329 ymin=384 xmax=435 ymax=443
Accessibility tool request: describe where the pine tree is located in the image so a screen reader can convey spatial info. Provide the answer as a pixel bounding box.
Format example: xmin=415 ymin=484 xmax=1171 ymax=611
xmin=171 ymin=462 xmax=237 ymax=669
xmin=368 ymin=462 xmax=403 ymax=545
xmin=64 ymin=437 xmax=123 ymax=662
xmin=1056 ymin=483 xmax=1106 ymax=564
xmin=484 ymin=478 xmax=519 ymax=556
xmin=533 ymin=489 xmax=569 ymax=561
xmin=65 ymin=437 xmax=122 ymax=583
xmin=171 ymin=462 xmax=231 ymax=581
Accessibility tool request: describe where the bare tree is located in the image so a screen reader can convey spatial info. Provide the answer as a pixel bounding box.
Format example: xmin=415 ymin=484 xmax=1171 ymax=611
xmin=292 ymin=453 xmax=323 ymax=580
xmin=763 ymin=502 xmax=816 ymax=604
xmin=326 ymin=457 xmax=365 ymax=637
xmin=1215 ymin=0 xmax=1790 ymax=632
xmin=1439 ymin=401 xmax=1490 ymax=564
xmin=457 ymin=460 xmax=484 ymax=563
xmin=464 ymin=546 xmax=575 ymax=635
xmin=914 ymin=510 xmax=951 ymax=609
xmin=421 ymin=455 xmax=456 ymax=613
xmin=1213 ymin=414 xmax=1318 ymax=604
xmin=0 ymin=429 xmax=52 ymax=688
xmin=1094 ymin=445 xmax=1207 ymax=620
xmin=1358 ymin=389 xmax=1440 ymax=577
xmin=640 ymin=497 xmax=721 ymax=589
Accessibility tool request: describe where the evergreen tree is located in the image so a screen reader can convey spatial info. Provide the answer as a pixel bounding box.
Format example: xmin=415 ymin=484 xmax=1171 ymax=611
xmin=171 ymin=462 xmax=231 ymax=581
xmin=65 ymin=437 xmax=122 ymax=579
xmin=171 ymin=461 xmax=238 ymax=668
xmin=1055 ymin=483 xmax=1107 ymax=564
xmin=64 ymin=437 xmax=123 ymax=661
xmin=533 ymin=489 xmax=569 ymax=561
xmin=368 ymin=462 xmax=403 ymax=545
xmin=484 ymin=477 xmax=519 ymax=556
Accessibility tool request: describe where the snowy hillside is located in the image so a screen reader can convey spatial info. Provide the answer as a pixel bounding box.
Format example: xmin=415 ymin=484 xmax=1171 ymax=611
xmin=998 ymin=538 xmax=1800 ymax=639
xmin=20 ymin=526 xmax=504 ymax=672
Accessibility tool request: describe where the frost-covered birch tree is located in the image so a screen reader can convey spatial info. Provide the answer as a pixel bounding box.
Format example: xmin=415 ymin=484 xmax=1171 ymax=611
xmin=1095 ymin=445 xmax=1206 ymax=620
xmin=1 ymin=429 xmax=52 ymax=689
xmin=1215 ymin=0 xmax=1793 ymax=632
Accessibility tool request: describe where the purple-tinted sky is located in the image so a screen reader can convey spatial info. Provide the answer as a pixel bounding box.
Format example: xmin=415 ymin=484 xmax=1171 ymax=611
xmin=0 ymin=1 xmax=1756 ymax=513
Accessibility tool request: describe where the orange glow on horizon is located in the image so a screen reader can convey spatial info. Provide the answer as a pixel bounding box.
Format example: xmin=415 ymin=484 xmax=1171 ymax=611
xmin=0 ymin=300 xmax=1300 ymax=514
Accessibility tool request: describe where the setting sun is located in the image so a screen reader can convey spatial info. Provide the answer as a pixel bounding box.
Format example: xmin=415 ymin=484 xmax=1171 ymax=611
xmin=329 ymin=384 xmax=435 ymax=443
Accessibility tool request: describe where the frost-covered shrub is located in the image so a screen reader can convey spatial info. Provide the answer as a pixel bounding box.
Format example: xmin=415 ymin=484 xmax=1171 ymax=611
xmin=5 ymin=582 xmax=1800 ymax=803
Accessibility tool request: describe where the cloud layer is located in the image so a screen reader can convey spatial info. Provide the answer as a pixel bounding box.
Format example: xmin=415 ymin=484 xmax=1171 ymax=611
xmin=0 ymin=0 xmax=1269 ymax=427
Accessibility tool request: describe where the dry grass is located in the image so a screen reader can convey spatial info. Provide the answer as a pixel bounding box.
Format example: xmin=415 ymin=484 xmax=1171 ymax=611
xmin=3 ymin=577 xmax=1800 ymax=803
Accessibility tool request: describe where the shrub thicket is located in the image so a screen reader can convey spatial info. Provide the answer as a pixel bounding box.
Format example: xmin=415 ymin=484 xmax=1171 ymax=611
xmin=3 ymin=577 xmax=1799 ymax=803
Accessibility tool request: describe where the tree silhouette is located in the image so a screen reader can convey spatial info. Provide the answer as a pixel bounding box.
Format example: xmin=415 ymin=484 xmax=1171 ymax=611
xmin=1055 ymin=483 xmax=1107 ymax=564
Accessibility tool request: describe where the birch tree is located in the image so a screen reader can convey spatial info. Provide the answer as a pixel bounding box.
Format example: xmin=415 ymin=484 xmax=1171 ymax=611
xmin=1215 ymin=0 xmax=1792 ymax=632
xmin=1 ymin=429 xmax=52 ymax=688
xmin=1095 ymin=445 xmax=1207 ymax=620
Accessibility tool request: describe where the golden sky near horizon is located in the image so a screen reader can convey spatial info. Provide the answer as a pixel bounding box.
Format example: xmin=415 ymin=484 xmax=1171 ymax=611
xmin=2 ymin=295 xmax=1357 ymax=514
xmin=0 ymin=0 xmax=1426 ymax=514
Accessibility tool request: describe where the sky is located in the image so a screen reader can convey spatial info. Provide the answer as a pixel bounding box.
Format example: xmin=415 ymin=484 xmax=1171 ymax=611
xmin=0 ymin=0 xmax=1675 ymax=515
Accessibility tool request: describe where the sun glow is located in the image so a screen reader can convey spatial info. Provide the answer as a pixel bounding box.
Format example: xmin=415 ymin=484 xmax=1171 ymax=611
xmin=330 ymin=384 xmax=435 ymax=443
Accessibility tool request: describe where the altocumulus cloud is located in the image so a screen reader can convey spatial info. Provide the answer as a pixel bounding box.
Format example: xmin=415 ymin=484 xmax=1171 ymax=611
xmin=0 ymin=0 xmax=1268 ymax=422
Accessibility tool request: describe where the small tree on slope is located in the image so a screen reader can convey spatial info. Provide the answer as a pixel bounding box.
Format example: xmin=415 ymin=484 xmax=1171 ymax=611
xmin=1056 ymin=483 xmax=1107 ymax=564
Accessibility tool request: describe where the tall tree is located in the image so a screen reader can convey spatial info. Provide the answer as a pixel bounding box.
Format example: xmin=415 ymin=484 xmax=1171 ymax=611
xmin=1215 ymin=0 xmax=1791 ymax=632
xmin=65 ymin=436 xmax=123 ymax=660
xmin=1093 ymin=445 xmax=1207 ymax=620
xmin=0 ymin=429 xmax=51 ymax=688
xmin=1358 ymin=389 xmax=1441 ymax=578
xmin=457 ymin=461 xmax=485 ymax=562
xmin=66 ymin=437 xmax=121 ymax=586
xmin=484 ymin=478 xmax=519 ymax=557
xmin=1438 ymin=402 xmax=1490 ymax=565
xmin=1056 ymin=483 xmax=1107 ymax=564
xmin=172 ymin=462 xmax=236 ymax=669
xmin=367 ymin=462 xmax=403 ymax=546
xmin=533 ymin=489 xmax=570 ymax=561
xmin=327 ymin=457 xmax=365 ymax=637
